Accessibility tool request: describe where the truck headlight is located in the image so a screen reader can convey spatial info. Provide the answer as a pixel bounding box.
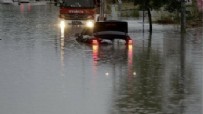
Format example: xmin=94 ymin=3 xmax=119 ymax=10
xmin=86 ymin=20 xmax=94 ymax=28
xmin=60 ymin=20 xmax=65 ymax=28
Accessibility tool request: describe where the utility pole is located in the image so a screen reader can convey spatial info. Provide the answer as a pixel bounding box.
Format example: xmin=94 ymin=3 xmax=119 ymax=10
xmin=118 ymin=0 xmax=122 ymax=17
xmin=99 ymin=0 xmax=104 ymax=21
xmin=142 ymin=0 xmax=145 ymax=33
xmin=181 ymin=0 xmax=186 ymax=33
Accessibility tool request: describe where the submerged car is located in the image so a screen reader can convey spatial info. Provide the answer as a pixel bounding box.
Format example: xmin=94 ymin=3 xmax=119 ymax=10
xmin=76 ymin=20 xmax=133 ymax=45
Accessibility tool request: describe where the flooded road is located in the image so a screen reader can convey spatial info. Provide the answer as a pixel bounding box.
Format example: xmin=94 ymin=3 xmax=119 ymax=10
xmin=0 ymin=4 xmax=202 ymax=114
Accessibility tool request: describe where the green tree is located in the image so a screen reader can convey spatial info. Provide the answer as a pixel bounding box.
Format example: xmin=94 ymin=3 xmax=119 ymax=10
xmin=134 ymin=0 xmax=167 ymax=33
xmin=164 ymin=0 xmax=181 ymax=13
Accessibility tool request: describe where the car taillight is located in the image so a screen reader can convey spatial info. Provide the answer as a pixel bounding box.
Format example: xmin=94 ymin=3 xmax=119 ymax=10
xmin=92 ymin=39 xmax=99 ymax=45
xmin=127 ymin=39 xmax=133 ymax=45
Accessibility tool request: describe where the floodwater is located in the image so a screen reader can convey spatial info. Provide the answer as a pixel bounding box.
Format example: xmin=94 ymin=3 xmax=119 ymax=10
xmin=0 ymin=3 xmax=202 ymax=114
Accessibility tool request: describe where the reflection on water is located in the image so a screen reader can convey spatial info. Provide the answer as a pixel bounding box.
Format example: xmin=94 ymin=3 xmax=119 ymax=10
xmin=111 ymin=34 xmax=164 ymax=114
xmin=92 ymin=44 xmax=99 ymax=65
xmin=0 ymin=4 xmax=202 ymax=114
xmin=111 ymin=32 xmax=202 ymax=114
xmin=59 ymin=20 xmax=65 ymax=38
xmin=90 ymin=41 xmax=134 ymax=78
xmin=92 ymin=44 xmax=99 ymax=76
xmin=20 ymin=3 xmax=31 ymax=13
xmin=127 ymin=44 xmax=134 ymax=79
xmin=60 ymin=21 xmax=65 ymax=77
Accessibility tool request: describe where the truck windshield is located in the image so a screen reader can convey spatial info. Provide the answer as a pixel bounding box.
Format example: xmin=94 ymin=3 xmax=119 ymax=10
xmin=62 ymin=0 xmax=94 ymax=8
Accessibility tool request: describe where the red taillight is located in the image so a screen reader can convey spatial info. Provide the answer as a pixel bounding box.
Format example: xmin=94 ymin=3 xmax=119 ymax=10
xmin=92 ymin=39 xmax=99 ymax=45
xmin=128 ymin=39 xmax=133 ymax=45
xmin=126 ymin=36 xmax=133 ymax=45
xmin=92 ymin=39 xmax=98 ymax=45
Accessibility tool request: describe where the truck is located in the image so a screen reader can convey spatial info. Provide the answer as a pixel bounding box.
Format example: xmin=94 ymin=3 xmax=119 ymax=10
xmin=58 ymin=0 xmax=132 ymax=45
xmin=58 ymin=0 xmax=100 ymax=24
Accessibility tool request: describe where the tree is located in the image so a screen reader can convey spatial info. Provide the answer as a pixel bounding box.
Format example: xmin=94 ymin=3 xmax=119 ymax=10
xmin=164 ymin=0 xmax=186 ymax=33
xmin=164 ymin=0 xmax=181 ymax=13
xmin=134 ymin=0 xmax=167 ymax=33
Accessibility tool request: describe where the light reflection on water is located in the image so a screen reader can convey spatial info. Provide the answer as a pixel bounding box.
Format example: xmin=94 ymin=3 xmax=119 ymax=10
xmin=60 ymin=21 xmax=65 ymax=77
xmin=111 ymin=32 xmax=202 ymax=114
xmin=127 ymin=44 xmax=134 ymax=79
xmin=20 ymin=3 xmax=31 ymax=13
xmin=90 ymin=41 xmax=135 ymax=79
xmin=0 ymin=4 xmax=202 ymax=114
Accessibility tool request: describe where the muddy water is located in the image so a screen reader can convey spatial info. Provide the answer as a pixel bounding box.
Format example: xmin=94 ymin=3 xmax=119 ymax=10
xmin=0 ymin=4 xmax=202 ymax=114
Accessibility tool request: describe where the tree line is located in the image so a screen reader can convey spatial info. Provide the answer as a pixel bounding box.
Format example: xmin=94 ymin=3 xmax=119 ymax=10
xmin=107 ymin=0 xmax=202 ymax=33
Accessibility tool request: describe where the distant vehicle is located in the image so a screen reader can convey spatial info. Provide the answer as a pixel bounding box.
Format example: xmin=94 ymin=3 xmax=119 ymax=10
xmin=0 ymin=0 xmax=13 ymax=4
xmin=59 ymin=0 xmax=100 ymax=21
